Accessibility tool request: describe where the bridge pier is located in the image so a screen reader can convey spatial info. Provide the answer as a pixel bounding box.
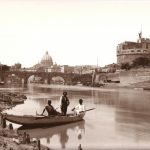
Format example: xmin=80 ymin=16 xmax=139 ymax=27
xmin=44 ymin=79 xmax=48 ymax=84
xmin=21 ymin=78 xmax=25 ymax=84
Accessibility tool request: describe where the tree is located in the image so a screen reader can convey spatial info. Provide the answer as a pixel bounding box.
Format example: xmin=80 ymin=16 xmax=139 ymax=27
xmin=120 ymin=63 xmax=131 ymax=70
xmin=1 ymin=65 xmax=10 ymax=71
xmin=132 ymin=57 xmax=150 ymax=67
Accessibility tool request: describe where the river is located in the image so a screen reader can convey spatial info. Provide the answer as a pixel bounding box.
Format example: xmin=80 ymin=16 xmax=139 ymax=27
xmin=1 ymin=84 xmax=150 ymax=149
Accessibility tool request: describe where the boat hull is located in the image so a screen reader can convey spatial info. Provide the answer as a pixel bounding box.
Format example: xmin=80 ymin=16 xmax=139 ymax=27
xmin=4 ymin=113 xmax=85 ymax=127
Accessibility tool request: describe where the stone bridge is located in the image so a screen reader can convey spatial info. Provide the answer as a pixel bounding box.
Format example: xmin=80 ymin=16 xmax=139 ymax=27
xmin=92 ymin=72 xmax=120 ymax=85
xmin=0 ymin=71 xmax=92 ymax=85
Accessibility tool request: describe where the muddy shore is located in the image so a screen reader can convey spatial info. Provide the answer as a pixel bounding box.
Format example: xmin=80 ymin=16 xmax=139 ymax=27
xmin=0 ymin=99 xmax=49 ymax=150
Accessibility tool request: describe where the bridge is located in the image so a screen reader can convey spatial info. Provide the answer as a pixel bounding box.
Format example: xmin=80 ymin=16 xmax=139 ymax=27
xmin=0 ymin=70 xmax=118 ymax=86
xmin=0 ymin=71 xmax=92 ymax=85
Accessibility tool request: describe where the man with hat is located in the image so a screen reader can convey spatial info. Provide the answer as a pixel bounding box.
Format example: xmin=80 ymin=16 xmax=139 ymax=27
xmin=60 ymin=92 xmax=70 ymax=115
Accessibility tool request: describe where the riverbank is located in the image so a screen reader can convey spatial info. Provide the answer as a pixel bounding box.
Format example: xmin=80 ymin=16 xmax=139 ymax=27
xmin=28 ymin=81 xmax=150 ymax=92
xmin=0 ymin=102 xmax=12 ymax=112
xmin=0 ymin=126 xmax=49 ymax=150
xmin=0 ymin=96 xmax=49 ymax=150
xmin=29 ymin=83 xmax=124 ymax=90
xmin=28 ymin=82 xmax=134 ymax=91
xmin=0 ymin=115 xmax=50 ymax=150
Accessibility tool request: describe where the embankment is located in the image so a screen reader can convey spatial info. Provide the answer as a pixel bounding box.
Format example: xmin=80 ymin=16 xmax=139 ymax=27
xmin=119 ymin=68 xmax=150 ymax=87
xmin=106 ymin=68 xmax=150 ymax=89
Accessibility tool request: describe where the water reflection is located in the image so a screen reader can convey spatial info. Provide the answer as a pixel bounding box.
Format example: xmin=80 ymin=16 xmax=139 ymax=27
xmin=3 ymin=84 xmax=150 ymax=148
xmin=91 ymin=89 xmax=119 ymax=105
xmin=59 ymin=127 xmax=69 ymax=149
xmin=18 ymin=120 xmax=85 ymax=149
xmin=115 ymin=110 xmax=150 ymax=144
xmin=91 ymin=89 xmax=150 ymax=113
xmin=114 ymin=90 xmax=150 ymax=143
xmin=75 ymin=122 xmax=85 ymax=140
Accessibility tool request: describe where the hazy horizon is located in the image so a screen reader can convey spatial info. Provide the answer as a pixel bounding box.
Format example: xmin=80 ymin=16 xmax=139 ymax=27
xmin=0 ymin=0 xmax=150 ymax=68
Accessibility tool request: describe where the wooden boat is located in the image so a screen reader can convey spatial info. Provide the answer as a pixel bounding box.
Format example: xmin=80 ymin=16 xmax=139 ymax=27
xmin=3 ymin=113 xmax=85 ymax=127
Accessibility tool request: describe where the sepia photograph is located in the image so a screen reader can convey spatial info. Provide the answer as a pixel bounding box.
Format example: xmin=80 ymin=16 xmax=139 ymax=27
xmin=0 ymin=0 xmax=150 ymax=149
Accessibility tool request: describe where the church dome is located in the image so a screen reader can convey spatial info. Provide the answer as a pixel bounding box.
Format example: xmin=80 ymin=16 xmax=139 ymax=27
xmin=41 ymin=51 xmax=53 ymax=67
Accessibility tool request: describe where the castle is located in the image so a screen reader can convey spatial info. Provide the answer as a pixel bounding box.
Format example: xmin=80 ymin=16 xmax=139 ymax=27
xmin=117 ymin=33 xmax=150 ymax=65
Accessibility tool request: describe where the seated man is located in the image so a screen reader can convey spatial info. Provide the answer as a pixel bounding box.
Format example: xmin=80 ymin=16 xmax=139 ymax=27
xmin=41 ymin=100 xmax=59 ymax=116
xmin=72 ymin=99 xmax=85 ymax=115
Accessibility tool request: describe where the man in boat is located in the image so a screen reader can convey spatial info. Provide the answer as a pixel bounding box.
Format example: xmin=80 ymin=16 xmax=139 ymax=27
xmin=60 ymin=92 xmax=70 ymax=116
xmin=41 ymin=100 xmax=59 ymax=116
xmin=72 ymin=99 xmax=85 ymax=115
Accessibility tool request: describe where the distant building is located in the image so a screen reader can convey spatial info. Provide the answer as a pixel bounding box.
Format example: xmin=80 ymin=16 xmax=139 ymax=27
xmin=74 ymin=65 xmax=96 ymax=74
xmin=60 ymin=65 xmax=74 ymax=73
xmin=11 ymin=63 xmax=22 ymax=71
xmin=32 ymin=51 xmax=54 ymax=72
xmin=41 ymin=51 xmax=53 ymax=67
xmin=29 ymin=51 xmax=98 ymax=74
xmin=117 ymin=33 xmax=150 ymax=65
xmin=101 ymin=63 xmax=119 ymax=73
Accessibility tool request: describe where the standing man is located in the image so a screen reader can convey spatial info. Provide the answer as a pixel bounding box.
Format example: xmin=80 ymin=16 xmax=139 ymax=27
xmin=60 ymin=92 xmax=70 ymax=115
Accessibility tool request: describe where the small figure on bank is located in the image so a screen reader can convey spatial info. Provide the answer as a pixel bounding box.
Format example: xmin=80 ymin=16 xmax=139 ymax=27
xmin=60 ymin=92 xmax=70 ymax=115
xmin=72 ymin=99 xmax=85 ymax=115
xmin=41 ymin=100 xmax=59 ymax=116
xmin=26 ymin=134 xmax=31 ymax=144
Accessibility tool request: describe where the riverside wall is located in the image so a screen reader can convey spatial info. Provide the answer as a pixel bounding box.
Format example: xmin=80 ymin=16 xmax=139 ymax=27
xmin=119 ymin=68 xmax=150 ymax=85
xmin=106 ymin=68 xmax=150 ymax=86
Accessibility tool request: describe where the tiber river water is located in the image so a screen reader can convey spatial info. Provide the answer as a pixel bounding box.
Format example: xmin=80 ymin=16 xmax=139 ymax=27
xmin=2 ymin=84 xmax=150 ymax=149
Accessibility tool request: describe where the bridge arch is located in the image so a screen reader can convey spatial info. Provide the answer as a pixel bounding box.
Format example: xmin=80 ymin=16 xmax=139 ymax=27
xmin=27 ymin=75 xmax=44 ymax=84
xmin=5 ymin=73 xmax=22 ymax=84
xmin=51 ymin=76 xmax=65 ymax=84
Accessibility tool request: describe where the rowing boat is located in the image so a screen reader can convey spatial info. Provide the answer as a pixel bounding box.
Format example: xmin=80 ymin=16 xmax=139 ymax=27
xmin=2 ymin=113 xmax=85 ymax=127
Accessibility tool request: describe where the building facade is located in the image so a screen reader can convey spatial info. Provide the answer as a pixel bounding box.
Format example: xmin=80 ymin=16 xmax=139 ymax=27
xmin=117 ymin=33 xmax=150 ymax=65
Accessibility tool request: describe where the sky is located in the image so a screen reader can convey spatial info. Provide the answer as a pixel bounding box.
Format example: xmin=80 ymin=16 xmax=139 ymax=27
xmin=0 ymin=0 xmax=150 ymax=68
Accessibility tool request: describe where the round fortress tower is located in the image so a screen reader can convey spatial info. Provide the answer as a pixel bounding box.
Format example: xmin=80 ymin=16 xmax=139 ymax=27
xmin=117 ymin=33 xmax=150 ymax=65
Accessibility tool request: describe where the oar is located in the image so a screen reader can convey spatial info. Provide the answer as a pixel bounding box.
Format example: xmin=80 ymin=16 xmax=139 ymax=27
xmin=71 ymin=107 xmax=95 ymax=112
xmin=84 ymin=108 xmax=96 ymax=112
xmin=69 ymin=108 xmax=95 ymax=115
xmin=81 ymin=108 xmax=96 ymax=112
xmin=55 ymin=107 xmax=59 ymax=110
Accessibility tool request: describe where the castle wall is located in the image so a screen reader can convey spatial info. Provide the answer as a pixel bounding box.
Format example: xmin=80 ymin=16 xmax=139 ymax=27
xmin=117 ymin=37 xmax=150 ymax=65
xmin=117 ymin=53 xmax=150 ymax=65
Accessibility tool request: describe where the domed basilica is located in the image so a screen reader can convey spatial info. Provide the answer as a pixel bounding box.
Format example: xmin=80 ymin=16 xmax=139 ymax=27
xmin=41 ymin=51 xmax=53 ymax=67
xmin=32 ymin=51 xmax=54 ymax=72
